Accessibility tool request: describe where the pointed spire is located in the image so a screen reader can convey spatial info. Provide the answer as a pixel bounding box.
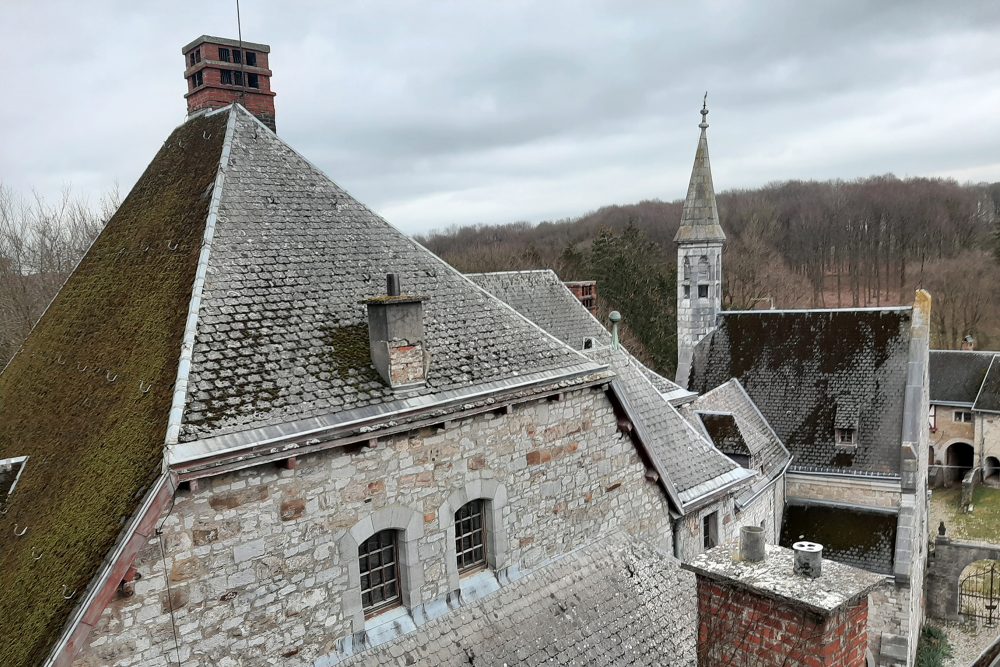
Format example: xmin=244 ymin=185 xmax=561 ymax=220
xmin=674 ymin=94 xmax=726 ymax=244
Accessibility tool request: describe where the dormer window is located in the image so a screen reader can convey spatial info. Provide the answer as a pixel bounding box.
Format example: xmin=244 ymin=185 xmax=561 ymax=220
xmin=834 ymin=428 xmax=857 ymax=448
xmin=0 ymin=456 xmax=28 ymax=510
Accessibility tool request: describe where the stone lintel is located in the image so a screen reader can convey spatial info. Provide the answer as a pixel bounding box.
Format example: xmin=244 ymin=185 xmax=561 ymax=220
xmin=682 ymin=544 xmax=885 ymax=616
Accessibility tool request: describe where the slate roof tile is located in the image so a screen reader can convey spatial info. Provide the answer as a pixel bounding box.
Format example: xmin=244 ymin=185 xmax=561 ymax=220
xmin=338 ymin=532 xmax=696 ymax=667
xmin=929 ymin=350 xmax=996 ymax=405
xmin=974 ymin=356 xmax=1000 ymax=414
xmin=680 ymin=379 xmax=791 ymax=508
xmin=469 ymin=270 xmax=743 ymax=506
xmin=179 ymin=111 xmax=599 ymax=442
xmin=689 ymin=309 xmax=912 ymax=476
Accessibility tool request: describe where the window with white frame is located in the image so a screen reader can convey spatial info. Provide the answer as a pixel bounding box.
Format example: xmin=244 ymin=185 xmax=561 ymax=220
xmin=954 ymin=411 xmax=973 ymax=423
xmin=358 ymin=530 xmax=401 ymax=617
xmin=834 ymin=428 xmax=857 ymax=447
xmin=455 ymin=500 xmax=487 ymax=574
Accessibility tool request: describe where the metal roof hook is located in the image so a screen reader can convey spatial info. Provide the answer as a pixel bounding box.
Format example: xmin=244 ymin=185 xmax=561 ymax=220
xmin=203 ymin=131 xmax=212 ymax=140
xmin=32 ymin=548 xmax=42 ymax=561
xmin=77 ymin=363 xmax=88 ymax=372
xmin=14 ymin=524 xmax=27 ymax=537
xmin=106 ymin=371 xmax=118 ymax=383
xmin=56 ymin=354 xmax=65 ymax=365
xmin=167 ymin=240 xmax=179 ymax=251
xmin=62 ymin=585 xmax=76 ymax=600
xmin=140 ymin=380 xmax=152 ymax=394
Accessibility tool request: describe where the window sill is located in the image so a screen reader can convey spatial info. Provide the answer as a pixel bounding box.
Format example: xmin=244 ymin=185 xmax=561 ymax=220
xmin=458 ymin=569 xmax=499 ymax=605
xmin=363 ymin=605 xmax=416 ymax=649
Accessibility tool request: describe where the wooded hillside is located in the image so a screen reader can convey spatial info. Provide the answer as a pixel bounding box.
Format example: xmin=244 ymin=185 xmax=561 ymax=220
xmin=420 ymin=176 xmax=1000 ymax=377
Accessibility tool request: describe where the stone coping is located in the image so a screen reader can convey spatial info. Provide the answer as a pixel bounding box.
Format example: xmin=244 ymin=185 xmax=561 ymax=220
xmin=682 ymin=544 xmax=886 ymax=615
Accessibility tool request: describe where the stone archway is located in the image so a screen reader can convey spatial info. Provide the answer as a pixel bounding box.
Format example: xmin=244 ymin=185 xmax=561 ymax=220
xmin=928 ymin=537 xmax=1000 ymax=621
xmin=958 ymin=560 xmax=1000 ymax=624
xmin=947 ymin=442 xmax=975 ymax=485
xmin=985 ymin=457 xmax=1000 ymax=486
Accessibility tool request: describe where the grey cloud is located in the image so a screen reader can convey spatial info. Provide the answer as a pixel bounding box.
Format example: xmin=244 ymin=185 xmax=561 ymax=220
xmin=1 ymin=0 xmax=998 ymax=234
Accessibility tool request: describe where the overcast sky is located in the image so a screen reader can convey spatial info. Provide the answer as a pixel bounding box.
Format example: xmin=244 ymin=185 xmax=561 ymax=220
xmin=2 ymin=1 xmax=998 ymax=234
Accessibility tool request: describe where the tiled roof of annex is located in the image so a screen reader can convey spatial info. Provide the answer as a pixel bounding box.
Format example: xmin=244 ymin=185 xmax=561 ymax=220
xmin=470 ymin=270 xmax=748 ymax=507
xmin=680 ymin=379 xmax=791 ymax=508
xmin=929 ymin=350 xmax=997 ymax=406
xmin=337 ymin=532 xmax=697 ymax=667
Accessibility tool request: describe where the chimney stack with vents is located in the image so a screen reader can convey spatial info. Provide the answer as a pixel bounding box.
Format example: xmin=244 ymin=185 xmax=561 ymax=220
xmin=962 ymin=335 xmax=976 ymax=351
xmin=365 ymin=274 xmax=430 ymax=389
xmin=182 ymin=35 xmax=277 ymax=132
xmin=683 ymin=542 xmax=882 ymax=666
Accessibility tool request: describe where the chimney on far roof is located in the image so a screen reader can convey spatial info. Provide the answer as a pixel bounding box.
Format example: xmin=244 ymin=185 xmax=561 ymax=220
xmin=962 ymin=335 xmax=976 ymax=351
xmin=365 ymin=274 xmax=430 ymax=389
xmin=182 ymin=35 xmax=277 ymax=132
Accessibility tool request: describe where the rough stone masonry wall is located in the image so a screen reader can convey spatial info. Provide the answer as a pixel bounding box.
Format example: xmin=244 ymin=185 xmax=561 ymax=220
xmin=981 ymin=414 xmax=1000 ymax=467
xmin=674 ymin=482 xmax=784 ymax=562
xmin=786 ymin=473 xmax=901 ymax=511
xmin=695 ymin=577 xmax=870 ymax=666
xmin=74 ymin=387 xmax=674 ymax=667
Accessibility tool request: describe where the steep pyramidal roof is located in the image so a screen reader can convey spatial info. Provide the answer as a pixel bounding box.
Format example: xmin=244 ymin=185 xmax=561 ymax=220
xmin=0 ymin=111 xmax=228 ymax=667
xmin=173 ymin=110 xmax=599 ymax=453
xmin=674 ymin=98 xmax=726 ymax=244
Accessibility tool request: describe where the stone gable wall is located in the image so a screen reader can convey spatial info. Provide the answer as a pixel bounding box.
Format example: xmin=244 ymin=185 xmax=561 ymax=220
xmin=74 ymin=386 xmax=673 ymax=667
xmin=674 ymin=481 xmax=784 ymax=562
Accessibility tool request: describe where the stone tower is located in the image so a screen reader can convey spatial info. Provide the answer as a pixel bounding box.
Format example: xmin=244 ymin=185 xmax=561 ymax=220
xmin=675 ymin=97 xmax=725 ymax=387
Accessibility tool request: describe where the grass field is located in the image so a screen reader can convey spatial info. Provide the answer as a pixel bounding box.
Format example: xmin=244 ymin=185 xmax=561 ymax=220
xmin=931 ymin=486 xmax=1000 ymax=543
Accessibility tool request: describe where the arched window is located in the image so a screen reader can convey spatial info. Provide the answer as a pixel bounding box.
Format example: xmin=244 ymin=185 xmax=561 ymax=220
xmin=439 ymin=480 xmax=509 ymax=594
xmin=358 ymin=530 xmax=401 ymax=617
xmin=455 ymin=500 xmax=487 ymax=574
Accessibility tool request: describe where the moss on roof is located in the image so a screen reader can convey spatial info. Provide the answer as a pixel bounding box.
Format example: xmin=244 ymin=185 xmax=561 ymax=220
xmin=0 ymin=111 xmax=227 ymax=666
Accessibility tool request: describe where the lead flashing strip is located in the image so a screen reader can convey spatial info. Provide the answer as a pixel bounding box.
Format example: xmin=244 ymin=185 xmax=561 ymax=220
xmin=164 ymin=106 xmax=237 ymax=446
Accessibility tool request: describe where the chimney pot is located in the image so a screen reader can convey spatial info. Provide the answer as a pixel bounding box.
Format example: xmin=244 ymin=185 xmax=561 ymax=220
xmin=792 ymin=541 xmax=823 ymax=578
xmin=386 ymin=273 xmax=401 ymax=297
xmin=739 ymin=525 xmax=766 ymax=563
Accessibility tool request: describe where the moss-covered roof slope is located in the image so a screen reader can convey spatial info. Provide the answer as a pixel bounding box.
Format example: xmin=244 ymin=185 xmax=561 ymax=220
xmin=0 ymin=111 xmax=227 ymax=666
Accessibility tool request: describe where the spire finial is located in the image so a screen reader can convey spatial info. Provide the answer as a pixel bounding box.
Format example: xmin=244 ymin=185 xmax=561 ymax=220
xmin=699 ymin=92 xmax=709 ymax=130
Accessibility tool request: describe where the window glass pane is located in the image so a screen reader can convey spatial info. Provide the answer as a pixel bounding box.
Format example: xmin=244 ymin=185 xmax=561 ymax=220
xmin=455 ymin=500 xmax=487 ymax=573
xmin=359 ymin=530 xmax=400 ymax=616
xmin=246 ymin=51 xmax=257 ymax=66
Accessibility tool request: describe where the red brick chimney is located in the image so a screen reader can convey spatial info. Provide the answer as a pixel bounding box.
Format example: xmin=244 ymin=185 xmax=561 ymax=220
xmin=564 ymin=281 xmax=598 ymax=313
xmin=682 ymin=537 xmax=883 ymax=667
xmin=182 ymin=35 xmax=277 ymax=132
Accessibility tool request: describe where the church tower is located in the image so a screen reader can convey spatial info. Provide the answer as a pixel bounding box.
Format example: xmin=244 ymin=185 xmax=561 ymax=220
xmin=675 ymin=96 xmax=725 ymax=387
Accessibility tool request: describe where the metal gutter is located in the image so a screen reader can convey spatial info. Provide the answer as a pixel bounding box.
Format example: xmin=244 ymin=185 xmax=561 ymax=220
xmin=164 ymin=105 xmax=237 ymax=446
xmin=45 ymin=473 xmax=176 ymax=666
xmin=735 ymin=458 xmax=792 ymax=511
xmin=169 ymin=363 xmax=610 ymax=475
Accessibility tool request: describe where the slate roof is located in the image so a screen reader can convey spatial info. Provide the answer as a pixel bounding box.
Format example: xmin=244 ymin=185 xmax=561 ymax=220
xmin=689 ymin=308 xmax=912 ymax=476
xmin=929 ymin=350 xmax=996 ymax=406
xmin=673 ymin=107 xmax=725 ymax=244
xmin=974 ymin=356 xmax=1000 ymax=413
xmin=680 ymin=379 xmax=791 ymax=509
xmin=779 ymin=504 xmax=897 ymax=575
xmin=0 ymin=112 xmax=228 ymax=667
xmin=337 ymin=532 xmax=697 ymax=666
xmin=176 ymin=109 xmax=603 ymax=448
xmin=469 ymin=270 xmax=744 ymax=508
xmin=591 ymin=347 xmax=751 ymax=508
xmin=468 ymin=270 xmax=691 ymax=403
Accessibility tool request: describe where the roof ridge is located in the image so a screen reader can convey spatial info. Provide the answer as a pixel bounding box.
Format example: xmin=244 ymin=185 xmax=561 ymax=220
xmin=164 ymin=107 xmax=238 ymax=446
